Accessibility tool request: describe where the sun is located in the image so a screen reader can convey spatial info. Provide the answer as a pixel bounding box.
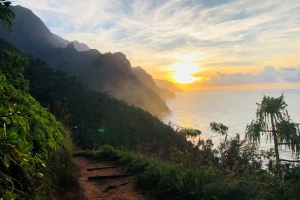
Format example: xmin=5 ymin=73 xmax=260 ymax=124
xmin=173 ymin=73 xmax=198 ymax=84
xmin=171 ymin=63 xmax=200 ymax=84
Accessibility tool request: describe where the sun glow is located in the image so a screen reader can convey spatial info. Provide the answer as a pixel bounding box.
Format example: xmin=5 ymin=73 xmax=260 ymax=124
xmin=171 ymin=63 xmax=200 ymax=84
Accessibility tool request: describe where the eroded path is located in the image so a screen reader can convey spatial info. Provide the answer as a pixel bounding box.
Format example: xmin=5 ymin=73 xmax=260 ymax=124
xmin=73 ymin=156 xmax=149 ymax=200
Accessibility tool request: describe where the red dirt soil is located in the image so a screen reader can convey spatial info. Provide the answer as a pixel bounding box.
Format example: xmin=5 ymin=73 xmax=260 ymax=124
xmin=72 ymin=156 xmax=152 ymax=200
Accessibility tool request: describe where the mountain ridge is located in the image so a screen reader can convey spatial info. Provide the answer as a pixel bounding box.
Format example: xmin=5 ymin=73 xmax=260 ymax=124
xmin=0 ymin=5 xmax=170 ymax=117
xmin=53 ymin=33 xmax=90 ymax=51
xmin=133 ymin=67 xmax=176 ymax=100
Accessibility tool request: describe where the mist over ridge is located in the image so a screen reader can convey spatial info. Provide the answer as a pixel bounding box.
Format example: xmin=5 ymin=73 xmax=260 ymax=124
xmin=0 ymin=5 xmax=176 ymax=117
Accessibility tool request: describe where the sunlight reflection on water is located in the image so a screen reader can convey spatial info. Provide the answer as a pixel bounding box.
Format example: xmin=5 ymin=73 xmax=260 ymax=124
xmin=164 ymin=89 xmax=300 ymax=160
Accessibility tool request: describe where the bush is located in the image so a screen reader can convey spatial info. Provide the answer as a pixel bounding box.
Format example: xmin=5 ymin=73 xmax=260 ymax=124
xmin=74 ymin=146 xmax=266 ymax=200
xmin=0 ymin=72 xmax=73 ymax=198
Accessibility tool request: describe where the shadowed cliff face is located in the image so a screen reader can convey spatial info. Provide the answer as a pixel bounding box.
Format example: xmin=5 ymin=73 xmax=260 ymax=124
xmin=132 ymin=67 xmax=176 ymax=100
xmin=0 ymin=6 xmax=170 ymax=117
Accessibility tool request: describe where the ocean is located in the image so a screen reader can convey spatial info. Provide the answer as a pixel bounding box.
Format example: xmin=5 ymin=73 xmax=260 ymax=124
xmin=164 ymin=89 xmax=300 ymax=159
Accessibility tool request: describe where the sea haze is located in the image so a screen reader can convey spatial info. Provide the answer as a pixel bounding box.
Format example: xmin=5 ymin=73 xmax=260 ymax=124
xmin=165 ymin=89 xmax=300 ymax=159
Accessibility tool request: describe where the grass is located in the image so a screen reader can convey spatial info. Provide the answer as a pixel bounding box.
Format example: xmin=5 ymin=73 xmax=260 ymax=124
xmin=74 ymin=145 xmax=269 ymax=200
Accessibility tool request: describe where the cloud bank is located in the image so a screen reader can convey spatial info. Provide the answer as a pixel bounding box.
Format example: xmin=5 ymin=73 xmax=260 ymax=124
xmin=199 ymin=66 xmax=300 ymax=87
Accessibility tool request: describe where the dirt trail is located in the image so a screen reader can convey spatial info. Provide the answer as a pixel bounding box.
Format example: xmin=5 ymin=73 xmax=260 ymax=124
xmin=73 ymin=156 xmax=150 ymax=200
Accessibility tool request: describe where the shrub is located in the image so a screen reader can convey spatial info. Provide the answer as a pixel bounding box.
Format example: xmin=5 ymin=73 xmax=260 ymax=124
xmin=0 ymin=72 xmax=73 ymax=198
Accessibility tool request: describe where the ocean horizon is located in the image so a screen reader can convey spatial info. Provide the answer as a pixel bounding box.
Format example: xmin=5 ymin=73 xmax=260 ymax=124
xmin=164 ymin=89 xmax=300 ymax=159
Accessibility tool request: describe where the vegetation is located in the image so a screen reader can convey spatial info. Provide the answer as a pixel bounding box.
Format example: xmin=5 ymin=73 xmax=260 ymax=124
xmin=0 ymin=47 xmax=185 ymax=199
xmin=74 ymin=144 xmax=300 ymax=200
xmin=0 ymin=37 xmax=187 ymax=152
xmin=0 ymin=50 xmax=29 ymax=91
xmin=2 ymin=42 xmax=300 ymax=199
xmin=1 ymin=5 xmax=300 ymax=199
xmin=1 ymin=4 xmax=74 ymax=199
xmin=0 ymin=55 xmax=73 ymax=198
xmin=2 ymin=38 xmax=300 ymax=199
xmin=246 ymin=94 xmax=300 ymax=163
xmin=23 ymin=56 xmax=187 ymax=152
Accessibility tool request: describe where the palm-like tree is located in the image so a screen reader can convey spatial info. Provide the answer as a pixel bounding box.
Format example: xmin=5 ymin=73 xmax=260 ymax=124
xmin=246 ymin=94 xmax=300 ymax=163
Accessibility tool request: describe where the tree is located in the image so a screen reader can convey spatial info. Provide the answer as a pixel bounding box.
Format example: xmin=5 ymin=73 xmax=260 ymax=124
xmin=179 ymin=128 xmax=201 ymax=138
xmin=0 ymin=0 xmax=14 ymax=31
xmin=246 ymin=94 xmax=300 ymax=163
xmin=210 ymin=122 xmax=229 ymax=140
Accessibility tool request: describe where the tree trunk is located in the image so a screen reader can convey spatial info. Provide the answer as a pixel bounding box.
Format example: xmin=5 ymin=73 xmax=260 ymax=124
xmin=270 ymin=114 xmax=280 ymax=163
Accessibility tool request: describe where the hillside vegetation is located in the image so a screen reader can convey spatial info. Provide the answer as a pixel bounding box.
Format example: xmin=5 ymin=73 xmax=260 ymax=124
xmin=0 ymin=38 xmax=188 ymax=152
xmin=2 ymin=4 xmax=300 ymax=200
xmin=0 ymin=40 xmax=189 ymax=199
xmin=0 ymin=51 xmax=73 ymax=199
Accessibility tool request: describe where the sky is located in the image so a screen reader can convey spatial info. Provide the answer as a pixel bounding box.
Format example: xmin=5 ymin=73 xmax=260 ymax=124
xmin=15 ymin=0 xmax=300 ymax=90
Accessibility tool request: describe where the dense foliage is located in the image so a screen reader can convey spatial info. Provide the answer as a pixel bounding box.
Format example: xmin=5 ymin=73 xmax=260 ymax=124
xmin=0 ymin=50 xmax=29 ymax=91
xmin=0 ymin=5 xmax=75 ymax=199
xmin=0 ymin=72 xmax=73 ymax=198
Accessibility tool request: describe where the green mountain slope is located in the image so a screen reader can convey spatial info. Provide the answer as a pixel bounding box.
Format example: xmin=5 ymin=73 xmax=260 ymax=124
xmin=0 ymin=6 xmax=170 ymax=117
xmin=25 ymin=56 xmax=187 ymax=151
xmin=0 ymin=53 xmax=73 ymax=199
xmin=0 ymin=38 xmax=187 ymax=152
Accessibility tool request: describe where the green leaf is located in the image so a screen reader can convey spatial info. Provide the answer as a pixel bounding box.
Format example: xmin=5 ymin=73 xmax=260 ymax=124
xmin=8 ymin=131 xmax=18 ymax=140
xmin=3 ymin=155 xmax=10 ymax=168
xmin=9 ymin=139 xmax=22 ymax=145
